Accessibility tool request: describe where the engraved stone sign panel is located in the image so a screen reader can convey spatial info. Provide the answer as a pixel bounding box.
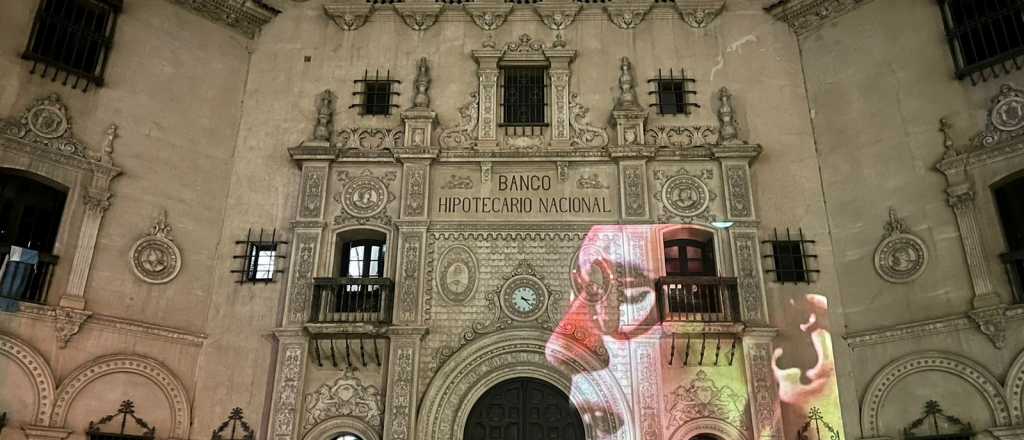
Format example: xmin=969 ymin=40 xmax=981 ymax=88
xmin=430 ymin=164 xmax=619 ymax=221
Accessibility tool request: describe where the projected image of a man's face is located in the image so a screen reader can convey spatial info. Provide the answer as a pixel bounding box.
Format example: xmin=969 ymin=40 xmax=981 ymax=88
xmin=543 ymin=224 xmax=845 ymax=439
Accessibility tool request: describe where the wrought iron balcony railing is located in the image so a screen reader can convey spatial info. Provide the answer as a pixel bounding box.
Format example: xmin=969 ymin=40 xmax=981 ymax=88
xmin=0 ymin=245 xmax=58 ymax=304
xmin=655 ymin=276 xmax=740 ymax=322
xmin=309 ymin=277 xmax=394 ymax=324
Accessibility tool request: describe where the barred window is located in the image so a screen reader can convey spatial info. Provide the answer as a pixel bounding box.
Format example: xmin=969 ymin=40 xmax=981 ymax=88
xmin=648 ymin=68 xmax=698 ymax=115
xmin=23 ymin=0 xmax=121 ymax=91
xmin=352 ymin=70 xmax=399 ymax=116
xmin=939 ymin=0 xmax=1024 ymax=84
xmin=761 ymin=228 xmax=819 ymax=284
xmin=500 ymin=67 xmax=548 ymax=127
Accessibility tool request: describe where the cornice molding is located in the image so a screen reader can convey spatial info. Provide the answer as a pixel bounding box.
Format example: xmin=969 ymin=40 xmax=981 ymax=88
xmin=844 ymin=304 xmax=1024 ymax=348
xmin=164 ymin=0 xmax=280 ymax=39
xmin=765 ymin=0 xmax=875 ymax=37
xmin=1 ymin=305 xmax=207 ymax=346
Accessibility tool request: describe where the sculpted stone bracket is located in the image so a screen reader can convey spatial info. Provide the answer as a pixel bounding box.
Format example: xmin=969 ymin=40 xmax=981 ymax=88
xmin=394 ymin=2 xmax=445 ymax=31
xmin=968 ymin=305 xmax=1007 ymax=349
xmin=325 ymin=2 xmax=373 ymax=31
xmin=464 ymin=1 xmax=514 ymax=31
xmin=766 ymin=0 xmax=877 ymax=37
xmin=534 ymin=0 xmax=582 ymax=30
xmin=605 ymin=0 xmax=654 ymax=30
xmin=676 ymin=0 xmax=725 ymax=28
xmin=873 ymin=208 xmax=928 ymax=284
xmin=165 ymin=0 xmax=278 ymax=38
xmin=54 ymin=307 xmax=92 ymax=349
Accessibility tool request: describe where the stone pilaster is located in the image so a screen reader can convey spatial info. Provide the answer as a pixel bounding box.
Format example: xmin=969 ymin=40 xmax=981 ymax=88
xmin=297 ymin=162 xmax=329 ymax=221
xmin=730 ymin=227 xmax=768 ymax=325
xmin=630 ymin=336 xmax=664 ymax=440
xmin=545 ymin=48 xmax=575 ymax=149
xmin=398 ymin=160 xmax=431 ymax=220
xmin=267 ymin=329 xmax=309 ymax=440
xmin=471 ymin=49 xmax=501 ymax=150
xmin=393 ymin=224 xmax=427 ymax=325
xmin=742 ymin=327 xmax=784 ymax=440
xmin=721 ymin=159 xmax=755 ymax=220
xmin=60 ymin=186 xmax=115 ymax=309
xmin=382 ymin=330 xmax=426 ymax=440
xmin=946 ymin=186 xmax=1000 ymax=308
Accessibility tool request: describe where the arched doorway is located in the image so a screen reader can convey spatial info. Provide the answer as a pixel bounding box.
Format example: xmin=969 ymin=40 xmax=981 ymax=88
xmin=464 ymin=378 xmax=584 ymax=440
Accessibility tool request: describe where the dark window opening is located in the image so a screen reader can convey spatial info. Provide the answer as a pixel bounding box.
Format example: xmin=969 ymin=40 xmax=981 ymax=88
xmin=500 ymin=66 xmax=548 ymax=128
xmin=664 ymin=238 xmax=715 ymax=276
xmin=23 ymin=0 xmax=121 ymax=91
xmin=341 ymin=239 xmax=386 ymax=278
xmin=939 ymin=0 xmax=1024 ymax=84
xmin=996 ymin=173 xmax=1024 ymax=303
xmin=762 ymin=228 xmax=818 ymax=284
xmin=647 ymin=68 xmax=699 ymax=115
xmin=0 ymin=171 xmax=65 ymax=304
xmin=351 ymin=70 xmax=399 ymax=116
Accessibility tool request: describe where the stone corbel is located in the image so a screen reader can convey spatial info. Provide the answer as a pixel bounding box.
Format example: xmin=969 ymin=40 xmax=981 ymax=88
xmin=534 ymin=0 xmax=582 ymax=30
xmin=54 ymin=306 xmax=92 ymax=348
xmin=676 ymin=0 xmax=724 ymax=28
xmin=605 ymin=0 xmax=654 ymax=30
xmin=324 ymin=2 xmax=373 ymax=31
xmin=464 ymin=1 xmax=513 ymax=31
xmin=394 ymin=2 xmax=444 ymax=31
xmin=968 ymin=304 xmax=1007 ymax=349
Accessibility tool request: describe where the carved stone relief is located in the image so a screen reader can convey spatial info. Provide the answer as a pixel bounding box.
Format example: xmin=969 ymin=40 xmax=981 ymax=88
xmin=645 ymin=126 xmax=719 ymax=148
xmin=394 ymin=3 xmax=444 ymax=31
xmin=129 ymin=210 xmax=182 ymax=284
xmin=653 ymin=168 xmax=716 ymax=223
xmin=303 ymin=369 xmax=383 ymax=431
xmin=733 ymin=232 xmax=764 ymax=323
xmin=324 ymin=3 xmax=373 ymax=31
xmin=970 ymin=83 xmax=1024 ymax=148
xmin=569 ymin=94 xmax=610 ymax=148
xmin=300 ymin=168 xmax=326 ymax=219
xmin=874 ymin=208 xmax=928 ymax=284
xmin=273 ymin=344 xmax=306 ymax=439
xmin=745 ymin=340 xmax=780 ymax=437
xmin=438 ymin=92 xmax=479 ymax=150
xmin=337 ymin=128 xmax=403 ymax=152
xmin=534 ymin=1 xmax=582 ymax=30
xmin=436 ymin=244 xmax=479 ymax=304
xmin=677 ymin=1 xmax=725 ymax=28
xmin=725 ymin=165 xmax=752 ymax=218
xmin=665 ymin=370 xmax=745 ymax=429
xmin=404 ymin=167 xmax=427 ymax=218
xmin=287 ymin=233 xmax=318 ymax=325
xmin=54 ymin=307 xmax=91 ymax=348
xmin=968 ymin=305 xmax=1007 ymax=349
xmin=440 ymin=175 xmax=473 ymax=190
xmin=766 ymin=0 xmax=876 ymax=37
xmin=636 ymin=345 xmax=662 ymax=440
xmin=398 ymin=233 xmax=423 ymax=323
xmin=623 ymin=164 xmax=647 ymax=218
xmin=388 ymin=345 xmax=415 ymax=440
xmin=334 ymin=170 xmax=398 ymax=225
xmin=605 ymin=1 xmax=653 ymax=29
xmin=464 ymin=3 xmax=513 ymax=30
xmin=2 ymin=94 xmax=101 ymax=162
xmin=165 ymin=0 xmax=276 ymax=38
xmin=577 ymin=174 xmax=608 ymax=190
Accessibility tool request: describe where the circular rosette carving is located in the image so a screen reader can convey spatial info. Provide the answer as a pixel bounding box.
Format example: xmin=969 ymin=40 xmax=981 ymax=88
xmin=129 ymin=236 xmax=182 ymax=284
xmin=27 ymin=105 xmax=68 ymax=138
xmin=436 ymin=244 xmax=478 ymax=303
xmin=874 ymin=233 xmax=928 ymax=283
xmin=499 ymin=275 xmax=548 ymax=321
xmin=992 ymin=95 xmax=1024 ymax=131
xmin=341 ymin=175 xmax=389 ymax=218
xmin=661 ymin=174 xmax=710 ymax=217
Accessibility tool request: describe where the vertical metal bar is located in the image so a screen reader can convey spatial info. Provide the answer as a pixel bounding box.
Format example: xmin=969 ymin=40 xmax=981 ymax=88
xmin=313 ymin=340 xmax=323 ymax=367
xmin=329 ymin=340 xmax=338 ymax=368
xmin=360 ymin=337 xmax=367 ymax=368
xmin=344 ymin=337 xmax=352 ymax=368
xmin=698 ymin=334 xmax=706 ymax=365
xmin=683 ymin=335 xmax=691 ymax=365
xmin=668 ymin=333 xmax=676 ymax=366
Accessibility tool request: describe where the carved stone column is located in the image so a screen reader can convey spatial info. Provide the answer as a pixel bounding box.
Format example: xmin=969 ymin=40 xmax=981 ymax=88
xmin=720 ymin=159 xmax=755 ymax=220
xmin=616 ymin=159 xmax=651 ymax=221
xmin=60 ymin=165 xmax=120 ymax=309
xmin=742 ymin=327 xmax=783 ymax=440
xmin=630 ymin=335 xmax=664 ymax=440
xmin=730 ymin=227 xmax=769 ymax=325
xmin=382 ymin=329 xmax=426 ymax=440
xmin=393 ymin=222 xmax=427 ymax=325
xmin=398 ymin=160 xmax=432 ymax=220
xmin=471 ymin=49 xmax=501 ymax=150
xmin=545 ymin=48 xmax=575 ymax=149
xmin=946 ymin=186 xmax=1000 ymax=308
xmin=268 ymin=328 xmax=310 ymax=440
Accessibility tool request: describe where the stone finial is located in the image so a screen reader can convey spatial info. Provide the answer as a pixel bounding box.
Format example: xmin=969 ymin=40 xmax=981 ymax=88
xmin=412 ymin=57 xmax=431 ymax=109
xmin=615 ymin=57 xmax=640 ymax=111
xmin=939 ymin=117 xmax=959 ymax=160
xmin=717 ymin=86 xmax=740 ymax=144
xmin=100 ymin=123 xmax=117 ymax=165
xmin=883 ymin=207 xmax=907 ymax=237
xmin=313 ymin=89 xmax=335 ymax=143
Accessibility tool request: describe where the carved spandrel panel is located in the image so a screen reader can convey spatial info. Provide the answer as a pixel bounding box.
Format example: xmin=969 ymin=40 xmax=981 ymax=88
xmin=327 ymin=166 xmax=402 ymax=226
xmin=299 ymin=165 xmax=328 ymax=219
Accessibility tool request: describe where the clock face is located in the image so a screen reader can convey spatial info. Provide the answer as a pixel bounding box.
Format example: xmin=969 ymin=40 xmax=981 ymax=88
xmin=500 ymin=276 xmax=547 ymax=321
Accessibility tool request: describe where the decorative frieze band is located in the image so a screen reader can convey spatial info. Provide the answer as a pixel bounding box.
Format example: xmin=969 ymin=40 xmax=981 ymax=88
xmin=164 ymin=0 xmax=279 ymax=39
xmin=765 ymin=0 xmax=876 ymax=37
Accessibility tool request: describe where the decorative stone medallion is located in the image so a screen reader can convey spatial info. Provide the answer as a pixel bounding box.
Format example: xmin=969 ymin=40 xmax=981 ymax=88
xmin=334 ymin=169 xmax=398 ymax=224
xmin=129 ymin=210 xmax=182 ymax=284
xmin=436 ymin=244 xmax=478 ymax=303
xmin=27 ymin=103 xmax=69 ymax=138
xmin=570 ymin=244 xmax=612 ymax=304
xmin=874 ymin=208 xmax=928 ymax=283
xmin=499 ymin=274 xmax=549 ymax=321
xmin=992 ymin=89 xmax=1024 ymax=131
xmin=661 ymin=174 xmax=710 ymax=217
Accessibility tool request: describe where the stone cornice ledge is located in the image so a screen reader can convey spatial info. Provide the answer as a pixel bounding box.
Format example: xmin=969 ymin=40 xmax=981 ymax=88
xmin=764 ymin=0 xmax=875 ymax=37
xmin=2 ymin=303 xmax=207 ymax=346
xmin=844 ymin=304 xmax=1024 ymax=349
xmin=164 ymin=0 xmax=280 ymax=39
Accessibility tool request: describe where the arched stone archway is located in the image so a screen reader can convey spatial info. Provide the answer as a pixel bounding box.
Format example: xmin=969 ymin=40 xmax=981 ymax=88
xmin=0 ymin=333 xmax=57 ymax=426
xmin=860 ymin=351 xmax=1012 ymax=437
xmin=1004 ymin=348 xmax=1024 ymax=424
xmin=304 ymin=416 xmax=381 ymax=440
xmin=417 ymin=328 xmax=634 ymax=440
xmin=667 ymin=417 xmax=748 ymax=440
xmin=51 ymin=354 xmax=191 ymax=439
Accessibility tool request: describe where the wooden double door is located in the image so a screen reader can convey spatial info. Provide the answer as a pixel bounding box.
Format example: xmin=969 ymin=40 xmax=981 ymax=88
xmin=464 ymin=378 xmax=585 ymax=440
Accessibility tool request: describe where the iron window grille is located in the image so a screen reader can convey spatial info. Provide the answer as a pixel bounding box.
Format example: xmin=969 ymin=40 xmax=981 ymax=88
xmin=499 ymin=66 xmax=549 ymax=136
xmin=939 ymin=0 xmax=1024 ymax=84
xmin=647 ymin=68 xmax=699 ymax=115
xmin=231 ymin=228 xmax=287 ymax=284
xmin=761 ymin=228 xmax=818 ymax=284
xmin=87 ymin=400 xmax=155 ymax=440
xmin=23 ymin=0 xmax=121 ymax=92
xmin=351 ymin=70 xmax=400 ymax=116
